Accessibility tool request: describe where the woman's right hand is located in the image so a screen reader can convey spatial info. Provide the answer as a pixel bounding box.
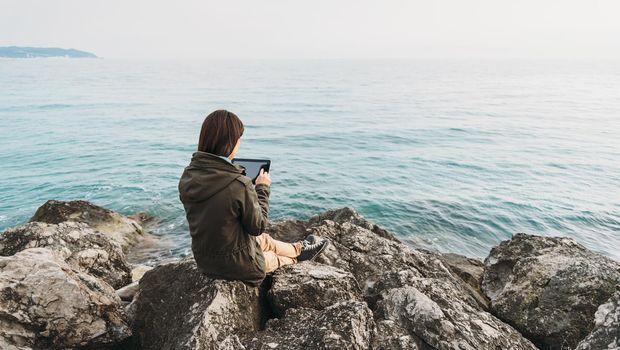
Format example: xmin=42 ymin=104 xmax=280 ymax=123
xmin=255 ymin=168 xmax=271 ymax=186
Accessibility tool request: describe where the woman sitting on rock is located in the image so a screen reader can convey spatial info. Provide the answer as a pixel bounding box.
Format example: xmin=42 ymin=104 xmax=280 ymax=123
xmin=178 ymin=109 xmax=329 ymax=286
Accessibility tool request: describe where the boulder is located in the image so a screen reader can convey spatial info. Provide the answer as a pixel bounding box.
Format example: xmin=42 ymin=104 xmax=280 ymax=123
xmin=440 ymin=252 xmax=490 ymax=310
xmin=307 ymin=206 xmax=400 ymax=242
xmin=127 ymin=211 xmax=155 ymax=225
xmin=375 ymin=281 xmax=537 ymax=349
xmin=482 ymin=233 xmax=620 ymax=350
xmin=130 ymin=264 xmax=153 ymax=282
xmin=264 ymin=219 xmax=310 ymax=243
xmin=116 ymin=281 xmax=139 ymax=302
xmin=29 ymin=199 xmax=145 ymax=251
xmin=130 ymin=256 xmax=263 ymax=350
xmin=575 ymin=289 xmax=620 ymax=350
xmin=125 ymin=232 xmax=176 ymax=266
xmin=0 ymin=248 xmax=131 ymax=349
xmin=242 ymin=301 xmax=375 ymax=350
xmin=14 ymin=204 xmax=615 ymax=350
xmin=267 ymin=209 xmax=537 ymax=349
xmin=0 ymin=221 xmax=131 ymax=289
xmin=267 ymin=207 xmax=399 ymax=244
xmin=306 ymin=218 xmax=485 ymax=311
xmin=267 ymin=262 xmax=362 ymax=317
xmin=372 ymin=318 xmax=425 ymax=350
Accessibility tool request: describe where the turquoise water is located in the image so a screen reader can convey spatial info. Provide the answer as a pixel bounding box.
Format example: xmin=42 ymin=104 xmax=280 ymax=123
xmin=1 ymin=59 xmax=619 ymax=260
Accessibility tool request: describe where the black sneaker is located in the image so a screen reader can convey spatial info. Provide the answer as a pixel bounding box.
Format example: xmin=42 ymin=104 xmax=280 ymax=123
xmin=302 ymin=234 xmax=320 ymax=245
xmin=297 ymin=238 xmax=329 ymax=262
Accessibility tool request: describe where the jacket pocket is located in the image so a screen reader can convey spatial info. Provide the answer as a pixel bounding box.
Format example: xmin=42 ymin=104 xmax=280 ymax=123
xmin=247 ymin=238 xmax=266 ymax=273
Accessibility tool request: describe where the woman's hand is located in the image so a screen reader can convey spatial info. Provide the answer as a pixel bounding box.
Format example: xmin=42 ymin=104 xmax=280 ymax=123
xmin=255 ymin=168 xmax=271 ymax=186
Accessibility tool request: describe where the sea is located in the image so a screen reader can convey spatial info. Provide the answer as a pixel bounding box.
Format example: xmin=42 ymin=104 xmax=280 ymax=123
xmin=1 ymin=58 xmax=619 ymax=261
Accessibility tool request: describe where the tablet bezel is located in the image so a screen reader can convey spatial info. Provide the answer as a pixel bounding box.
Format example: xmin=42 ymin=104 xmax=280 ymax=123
xmin=231 ymin=158 xmax=271 ymax=184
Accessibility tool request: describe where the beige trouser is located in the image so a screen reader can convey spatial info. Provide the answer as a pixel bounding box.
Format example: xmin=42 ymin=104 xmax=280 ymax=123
xmin=255 ymin=234 xmax=302 ymax=273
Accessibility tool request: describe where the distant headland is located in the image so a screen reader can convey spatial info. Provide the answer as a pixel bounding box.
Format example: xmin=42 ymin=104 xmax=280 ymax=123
xmin=0 ymin=46 xmax=97 ymax=58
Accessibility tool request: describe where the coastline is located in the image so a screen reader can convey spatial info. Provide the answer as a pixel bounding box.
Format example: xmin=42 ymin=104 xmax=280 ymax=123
xmin=1 ymin=200 xmax=618 ymax=349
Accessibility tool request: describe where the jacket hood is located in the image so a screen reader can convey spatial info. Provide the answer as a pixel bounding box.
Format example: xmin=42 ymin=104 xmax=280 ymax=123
xmin=178 ymin=151 xmax=246 ymax=203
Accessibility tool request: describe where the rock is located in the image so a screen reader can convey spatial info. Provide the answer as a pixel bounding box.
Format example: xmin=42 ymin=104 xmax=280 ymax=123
xmin=575 ymin=289 xmax=620 ymax=350
xmin=130 ymin=256 xmax=263 ymax=350
xmin=267 ymin=262 xmax=362 ymax=317
xmin=218 ymin=335 xmax=247 ymax=350
xmin=116 ymin=281 xmax=139 ymax=302
xmin=440 ymin=252 xmax=490 ymax=310
xmin=125 ymin=232 xmax=175 ymax=266
xmin=29 ymin=199 xmax=144 ymax=251
xmin=266 ymin=207 xmax=400 ymax=244
xmin=307 ymin=206 xmax=400 ymax=242
xmin=0 ymin=248 xmax=131 ymax=349
xmin=127 ymin=211 xmax=155 ymax=225
xmin=306 ymin=219 xmax=485 ymax=311
xmin=131 ymin=264 xmax=153 ymax=282
xmin=242 ymin=301 xmax=375 ymax=350
xmin=482 ymin=233 xmax=620 ymax=350
xmin=265 ymin=219 xmax=310 ymax=243
xmin=375 ymin=282 xmax=537 ymax=349
xmin=267 ymin=210 xmax=537 ymax=349
xmin=0 ymin=221 xmax=131 ymax=289
xmin=372 ymin=318 xmax=425 ymax=350
xmin=14 ymin=203 xmax=616 ymax=350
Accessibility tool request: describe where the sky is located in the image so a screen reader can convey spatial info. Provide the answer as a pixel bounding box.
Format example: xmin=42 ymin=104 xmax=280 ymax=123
xmin=1 ymin=0 xmax=619 ymax=59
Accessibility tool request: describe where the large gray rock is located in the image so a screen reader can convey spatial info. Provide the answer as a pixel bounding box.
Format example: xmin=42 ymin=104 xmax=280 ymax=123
xmin=130 ymin=264 xmax=153 ymax=282
xmin=29 ymin=199 xmax=145 ymax=251
xmin=375 ymin=281 xmax=537 ymax=349
xmin=267 ymin=262 xmax=362 ymax=317
xmin=440 ymin=252 xmax=490 ymax=310
xmin=575 ymin=289 xmax=620 ymax=350
xmin=116 ymin=281 xmax=140 ymax=302
xmin=0 ymin=248 xmax=131 ymax=349
xmin=242 ymin=301 xmax=375 ymax=350
xmin=0 ymin=221 xmax=131 ymax=289
xmin=307 ymin=206 xmax=400 ymax=243
xmin=264 ymin=219 xmax=310 ymax=243
xmin=130 ymin=256 xmax=263 ymax=350
xmin=372 ymin=318 xmax=426 ymax=350
xmin=269 ymin=208 xmax=537 ymax=349
xmin=306 ymin=218 xmax=486 ymax=311
xmin=266 ymin=206 xmax=400 ymax=244
xmin=482 ymin=233 xmax=620 ymax=350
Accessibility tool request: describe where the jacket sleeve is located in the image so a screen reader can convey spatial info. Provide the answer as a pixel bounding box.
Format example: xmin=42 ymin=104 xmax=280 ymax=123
xmin=240 ymin=182 xmax=271 ymax=236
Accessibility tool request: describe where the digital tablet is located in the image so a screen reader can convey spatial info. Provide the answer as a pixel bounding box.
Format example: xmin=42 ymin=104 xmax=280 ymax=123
xmin=232 ymin=158 xmax=271 ymax=184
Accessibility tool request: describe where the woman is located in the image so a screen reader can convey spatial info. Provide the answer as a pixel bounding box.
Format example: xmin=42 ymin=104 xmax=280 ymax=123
xmin=178 ymin=109 xmax=329 ymax=286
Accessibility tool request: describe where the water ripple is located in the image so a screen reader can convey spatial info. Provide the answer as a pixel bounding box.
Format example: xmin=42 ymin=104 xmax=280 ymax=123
xmin=1 ymin=58 xmax=619 ymax=261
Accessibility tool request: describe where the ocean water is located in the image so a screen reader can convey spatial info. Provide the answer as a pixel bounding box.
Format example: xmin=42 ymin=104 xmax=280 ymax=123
xmin=1 ymin=59 xmax=619 ymax=261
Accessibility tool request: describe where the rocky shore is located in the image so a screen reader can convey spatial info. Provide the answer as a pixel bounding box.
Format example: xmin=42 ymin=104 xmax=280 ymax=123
xmin=1 ymin=200 xmax=618 ymax=350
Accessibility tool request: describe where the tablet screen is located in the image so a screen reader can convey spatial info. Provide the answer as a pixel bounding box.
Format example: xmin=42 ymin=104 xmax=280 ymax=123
xmin=231 ymin=158 xmax=271 ymax=184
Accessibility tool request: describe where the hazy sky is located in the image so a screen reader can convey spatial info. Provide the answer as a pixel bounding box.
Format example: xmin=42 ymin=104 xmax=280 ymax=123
xmin=2 ymin=0 xmax=619 ymax=59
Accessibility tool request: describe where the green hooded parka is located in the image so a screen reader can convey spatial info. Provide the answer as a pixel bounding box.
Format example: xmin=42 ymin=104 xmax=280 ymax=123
xmin=178 ymin=151 xmax=270 ymax=286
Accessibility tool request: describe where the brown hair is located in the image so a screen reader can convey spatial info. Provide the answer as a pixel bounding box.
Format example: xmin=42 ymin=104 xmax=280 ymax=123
xmin=197 ymin=110 xmax=244 ymax=156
